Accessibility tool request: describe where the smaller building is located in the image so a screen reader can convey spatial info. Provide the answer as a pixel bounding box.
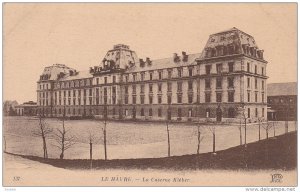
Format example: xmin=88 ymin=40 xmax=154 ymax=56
xmin=267 ymin=82 xmax=297 ymax=121
xmin=15 ymin=101 xmax=38 ymax=116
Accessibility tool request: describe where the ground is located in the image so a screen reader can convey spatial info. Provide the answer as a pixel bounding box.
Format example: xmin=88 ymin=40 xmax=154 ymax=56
xmin=3 ymin=132 xmax=297 ymax=186
xmin=3 ymin=116 xmax=296 ymax=159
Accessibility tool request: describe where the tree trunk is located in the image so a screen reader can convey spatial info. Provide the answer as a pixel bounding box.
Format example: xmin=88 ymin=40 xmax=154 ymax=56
xmin=244 ymin=118 xmax=247 ymax=146
xmin=212 ymin=132 xmax=215 ymax=153
xmin=104 ymin=120 xmax=107 ymax=161
xmin=90 ymin=142 xmax=93 ymax=169
xmin=167 ymin=122 xmax=170 ymax=157
xmin=258 ymin=121 xmax=261 ymax=141
xmin=197 ymin=127 xmax=201 ymax=154
xmin=42 ymin=136 xmax=48 ymax=159
xmin=239 ymin=120 xmax=242 ymax=145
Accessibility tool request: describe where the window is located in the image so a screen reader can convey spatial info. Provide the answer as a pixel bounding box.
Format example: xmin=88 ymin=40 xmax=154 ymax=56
xmin=262 ymin=93 xmax=265 ymax=103
xmin=158 ymin=96 xmax=162 ymax=104
xmin=205 ymin=65 xmax=211 ymax=75
xmin=247 ymin=108 xmax=250 ymax=118
xmin=205 ymin=93 xmax=211 ymax=103
xmin=89 ymin=89 xmax=92 ymax=96
xmin=188 ymin=94 xmax=193 ymax=103
xmin=262 ymin=108 xmax=265 ymax=117
xmin=140 ymin=84 xmax=145 ymax=93
xmin=140 ymin=95 xmax=145 ymax=104
xmin=216 ymin=77 xmax=222 ymax=88
xmin=247 ymin=63 xmax=250 ymax=72
xmin=125 ymin=109 xmax=128 ymax=116
xmin=125 ymin=96 xmax=128 ymax=104
xmin=104 ymin=77 xmax=107 ymax=84
xmin=255 ymin=108 xmax=258 ymax=117
xmin=149 ymin=84 xmax=153 ymax=92
xmin=228 ymin=92 xmax=234 ymax=102
xmin=132 ymin=85 xmax=136 ymax=94
xmin=254 ymin=92 xmax=257 ymax=102
xmin=177 ymin=95 xmax=182 ymax=103
xmin=228 ymin=77 xmax=234 ymax=88
xmin=132 ymin=95 xmax=136 ymax=104
xmin=177 ymin=68 xmax=182 ymax=77
xmin=247 ymin=92 xmax=251 ymax=102
xmin=168 ymin=95 xmax=172 ymax=104
xmin=206 ymin=108 xmax=210 ymax=118
xmin=205 ymin=79 xmax=211 ymax=89
xmin=149 ymin=96 xmax=153 ymax=104
xmin=217 ymin=63 xmax=222 ymax=74
xmin=178 ymin=108 xmax=182 ymax=118
xmin=255 ymin=65 xmax=257 ymax=74
xmin=158 ymin=83 xmax=162 ymax=92
xmin=158 ymin=108 xmax=162 ymax=117
xmin=228 ymin=108 xmax=235 ymax=118
xmin=141 ymin=72 xmax=145 ymax=81
xmin=133 ymin=74 xmax=136 ymax=82
xmin=255 ymin=78 xmax=257 ymax=89
xmin=189 ymin=68 xmax=193 ymax=76
xmin=247 ymin=78 xmax=250 ymax=88
xmin=177 ymin=82 xmax=182 ymax=92
xmin=125 ymin=75 xmax=129 ymax=82
xmin=188 ymin=80 xmax=193 ymax=90
xmin=262 ymin=67 xmax=264 ymax=75
xmin=262 ymin=81 xmax=264 ymax=90
xmin=149 ymin=108 xmax=153 ymax=116
xmin=216 ymin=92 xmax=222 ymax=102
xmin=113 ymin=76 xmax=116 ymax=83
xmin=158 ymin=71 xmax=163 ymax=79
xmin=228 ymin=62 xmax=234 ymax=72
xmin=149 ymin=72 xmax=153 ymax=80
xmin=188 ymin=109 xmax=192 ymax=117
xmin=168 ymin=70 xmax=172 ymax=78
xmin=167 ymin=82 xmax=172 ymax=92
xmin=141 ymin=108 xmax=144 ymax=116
xmin=96 ymin=78 xmax=99 ymax=84
xmin=125 ymin=86 xmax=129 ymax=94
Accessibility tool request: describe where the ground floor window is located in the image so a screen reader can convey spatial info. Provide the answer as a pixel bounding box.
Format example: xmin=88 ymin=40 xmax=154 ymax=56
xmin=141 ymin=108 xmax=144 ymax=116
xmin=206 ymin=108 xmax=210 ymax=118
xmin=158 ymin=108 xmax=162 ymax=117
xmin=149 ymin=108 xmax=153 ymax=116
xmin=188 ymin=109 xmax=192 ymax=117
xmin=228 ymin=108 xmax=235 ymax=118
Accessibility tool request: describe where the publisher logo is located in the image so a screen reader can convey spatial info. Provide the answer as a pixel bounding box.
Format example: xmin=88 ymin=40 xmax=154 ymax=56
xmin=270 ymin=173 xmax=283 ymax=183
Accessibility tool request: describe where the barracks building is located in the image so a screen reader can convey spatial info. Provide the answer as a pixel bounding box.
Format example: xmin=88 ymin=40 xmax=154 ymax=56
xmin=37 ymin=27 xmax=268 ymax=123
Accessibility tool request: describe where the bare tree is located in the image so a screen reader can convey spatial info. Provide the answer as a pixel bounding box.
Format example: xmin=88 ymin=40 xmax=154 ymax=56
xmin=53 ymin=107 xmax=77 ymax=159
xmin=32 ymin=115 xmax=53 ymax=158
xmin=196 ymin=123 xmax=205 ymax=155
xmin=262 ymin=121 xmax=273 ymax=140
xmin=166 ymin=106 xmax=171 ymax=157
xmin=206 ymin=118 xmax=216 ymax=154
xmin=258 ymin=117 xmax=264 ymax=141
xmin=3 ymin=135 xmax=7 ymax=153
xmin=102 ymin=105 xmax=108 ymax=160
xmin=87 ymin=131 xmax=98 ymax=169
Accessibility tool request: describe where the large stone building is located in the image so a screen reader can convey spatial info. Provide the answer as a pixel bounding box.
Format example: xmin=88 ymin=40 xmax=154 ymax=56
xmin=267 ymin=82 xmax=297 ymax=121
xmin=37 ymin=27 xmax=268 ymax=123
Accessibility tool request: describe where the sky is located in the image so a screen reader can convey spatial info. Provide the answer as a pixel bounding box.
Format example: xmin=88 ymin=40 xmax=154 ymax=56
xmin=3 ymin=3 xmax=297 ymax=103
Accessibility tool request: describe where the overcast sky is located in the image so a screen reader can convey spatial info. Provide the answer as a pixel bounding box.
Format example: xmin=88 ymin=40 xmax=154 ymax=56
xmin=3 ymin=3 xmax=297 ymax=103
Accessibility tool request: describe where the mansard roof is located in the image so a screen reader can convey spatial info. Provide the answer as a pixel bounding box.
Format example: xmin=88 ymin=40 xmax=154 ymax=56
xmin=126 ymin=52 xmax=201 ymax=73
xmin=58 ymin=70 xmax=93 ymax=81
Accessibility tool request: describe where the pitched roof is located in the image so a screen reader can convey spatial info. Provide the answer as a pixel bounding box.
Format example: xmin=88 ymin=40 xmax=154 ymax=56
xmin=126 ymin=53 xmax=201 ymax=73
xmin=267 ymin=82 xmax=297 ymax=96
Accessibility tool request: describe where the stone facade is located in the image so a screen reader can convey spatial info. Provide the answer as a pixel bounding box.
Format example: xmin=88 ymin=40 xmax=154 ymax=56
xmin=37 ymin=28 xmax=268 ymax=123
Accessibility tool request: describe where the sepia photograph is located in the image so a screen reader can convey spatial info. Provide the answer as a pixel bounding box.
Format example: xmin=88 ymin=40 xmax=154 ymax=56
xmin=2 ymin=2 xmax=298 ymax=190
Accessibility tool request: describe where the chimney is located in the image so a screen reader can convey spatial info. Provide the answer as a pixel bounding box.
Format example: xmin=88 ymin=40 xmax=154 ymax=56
xmin=182 ymin=51 xmax=188 ymax=62
xmin=146 ymin=57 xmax=152 ymax=66
xmin=139 ymin=59 xmax=145 ymax=67
xmin=173 ymin=53 xmax=180 ymax=62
